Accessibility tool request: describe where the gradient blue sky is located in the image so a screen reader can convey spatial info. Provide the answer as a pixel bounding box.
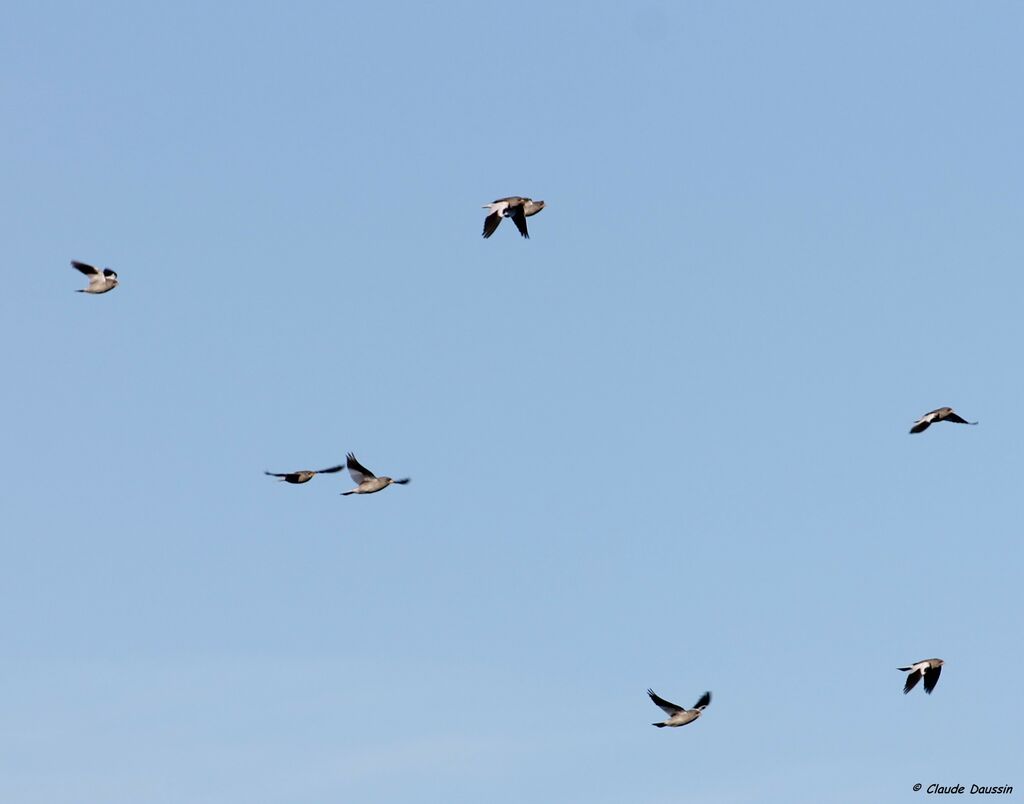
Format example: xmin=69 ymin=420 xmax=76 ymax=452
xmin=2 ymin=2 xmax=1022 ymax=802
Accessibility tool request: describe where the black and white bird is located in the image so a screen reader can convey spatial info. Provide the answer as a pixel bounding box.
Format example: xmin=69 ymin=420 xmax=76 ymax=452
xmin=264 ymin=465 xmax=345 ymax=484
xmin=71 ymin=260 xmax=118 ymax=294
xmin=341 ymin=453 xmax=410 ymax=495
xmin=481 ymin=197 xmax=545 ymax=239
xmin=647 ymin=689 xmax=712 ymax=728
xmin=899 ymin=658 xmax=944 ymax=694
xmin=909 ymin=407 xmax=977 ymax=434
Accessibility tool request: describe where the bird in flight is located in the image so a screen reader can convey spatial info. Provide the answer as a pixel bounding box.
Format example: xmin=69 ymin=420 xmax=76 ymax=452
xmin=909 ymin=407 xmax=977 ymax=434
xmin=341 ymin=453 xmax=410 ymax=495
xmin=71 ymin=260 xmax=118 ymax=294
xmin=647 ymin=689 xmax=712 ymax=728
xmin=899 ymin=658 xmax=944 ymax=694
xmin=481 ymin=197 xmax=546 ymax=239
xmin=264 ymin=465 xmax=345 ymax=484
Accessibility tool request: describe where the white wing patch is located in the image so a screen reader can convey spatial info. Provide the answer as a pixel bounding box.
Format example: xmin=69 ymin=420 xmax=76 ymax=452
xmin=483 ymin=201 xmax=510 ymax=216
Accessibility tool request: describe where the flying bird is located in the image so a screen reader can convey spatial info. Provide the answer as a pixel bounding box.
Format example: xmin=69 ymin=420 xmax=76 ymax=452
xmin=899 ymin=658 xmax=944 ymax=694
xmin=909 ymin=407 xmax=977 ymax=434
xmin=341 ymin=453 xmax=410 ymax=495
xmin=264 ymin=465 xmax=345 ymax=484
xmin=71 ymin=260 xmax=118 ymax=294
xmin=647 ymin=689 xmax=712 ymax=728
xmin=481 ymin=197 xmax=545 ymax=239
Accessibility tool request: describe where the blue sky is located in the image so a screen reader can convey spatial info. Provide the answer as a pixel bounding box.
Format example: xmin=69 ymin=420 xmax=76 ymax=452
xmin=1 ymin=2 xmax=1021 ymax=801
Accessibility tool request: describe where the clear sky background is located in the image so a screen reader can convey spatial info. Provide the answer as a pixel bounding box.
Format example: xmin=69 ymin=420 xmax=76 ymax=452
xmin=1 ymin=2 xmax=1021 ymax=802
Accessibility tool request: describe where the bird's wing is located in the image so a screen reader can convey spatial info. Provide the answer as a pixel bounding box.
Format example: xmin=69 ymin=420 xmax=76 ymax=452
xmin=922 ymin=664 xmax=942 ymax=693
xmin=647 ymin=689 xmax=683 ymax=715
xmin=346 ymin=453 xmax=375 ymax=483
xmin=693 ymin=691 xmax=712 ymax=710
xmin=392 ymin=477 xmax=411 ymax=485
xmin=909 ymin=419 xmax=931 ymax=434
xmin=315 ymin=464 xmax=346 ymax=474
xmin=71 ymin=260 xmax=99 ymax=276
xmin=103 ymin=269 xmax=117 ymax=278
xmin=265 ymin=471 xmax=288 ymax=478
xmin=944 ymin=412 xmax=974 ymax=425
xmin=509 ymin=206 xmax=530 ymax=238
xmin=903 ymin=669 xmax=922 ymax=694
xmin=482 ymin=211 xmax=502 ymax=238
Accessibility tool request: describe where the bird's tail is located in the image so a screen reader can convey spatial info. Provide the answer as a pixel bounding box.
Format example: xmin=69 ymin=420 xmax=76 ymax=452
xmin=652 ymin=722 xmax=666 ymax=728
xmin=341 ymin=490 xmax=356 ymax=496
xmin=897 ymin=666 xmax=912 ymax=671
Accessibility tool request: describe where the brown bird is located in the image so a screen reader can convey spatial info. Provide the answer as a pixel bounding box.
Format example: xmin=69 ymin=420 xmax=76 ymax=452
xmin=909 ymin=407 xmax=977 ymax=434
xmin=481 ymin=197 xmax=545 ymax=239
xmin=265 ymin=465 xmax=345 ymax=484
